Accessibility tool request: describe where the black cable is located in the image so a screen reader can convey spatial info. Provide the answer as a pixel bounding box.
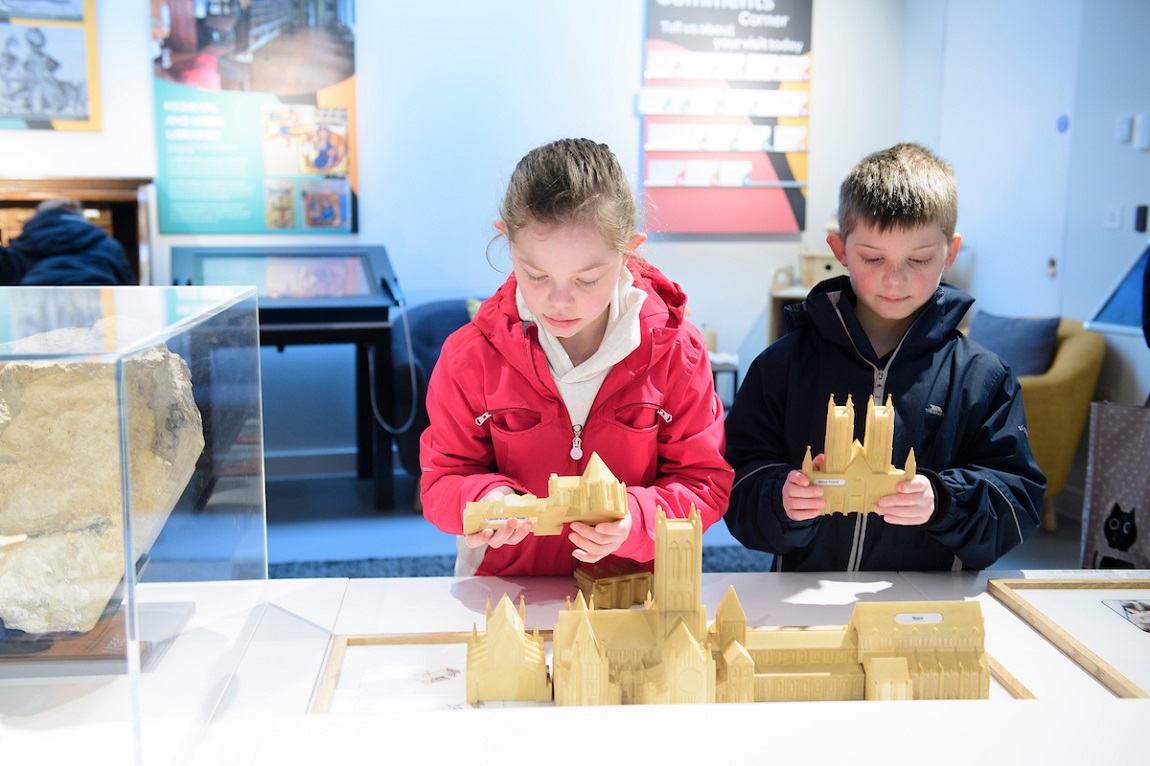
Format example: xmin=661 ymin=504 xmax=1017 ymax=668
xmin=368 ymin=291 xmax=419 ymax=435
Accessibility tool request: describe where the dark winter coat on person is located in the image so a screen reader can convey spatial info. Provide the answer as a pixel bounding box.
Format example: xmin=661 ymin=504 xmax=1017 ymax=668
xmin=10 ymin=207 xmax=136 ymax=286
xmin=724 ymin=276 xmax=1045 ymax=572
xmin=0 ymin=246 xmax=29 ymax=285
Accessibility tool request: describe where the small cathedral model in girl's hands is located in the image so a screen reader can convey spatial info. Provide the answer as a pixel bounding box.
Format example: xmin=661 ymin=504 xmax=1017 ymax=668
xmin=462 ymin=452 xmax=627 ymax=535
xmin=802 ymin=394 xmax=916 ymax=516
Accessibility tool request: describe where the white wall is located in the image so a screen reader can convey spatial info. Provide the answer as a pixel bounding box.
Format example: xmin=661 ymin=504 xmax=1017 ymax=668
xmin=353 ymin=1 xmax=647 ymax=309
xmin=933 ymin=0 xmax=1083 ymax=318
xmin=4 ymin=0 xmax=1146 ymax=472
xmin=1061 ymin=0 xmax=1150 ymax=404
xmin=902 ymin=0 xmax=1150 ymax=405
xmin=899 ymin=0 xmax=946 ymax=147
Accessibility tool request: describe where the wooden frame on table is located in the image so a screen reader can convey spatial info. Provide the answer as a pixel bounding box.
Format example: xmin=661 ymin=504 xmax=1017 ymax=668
xmin=311 ymin=631 xmax=554 ymax=714
xmin=988 ymin=578 xmax=1150 ymax=699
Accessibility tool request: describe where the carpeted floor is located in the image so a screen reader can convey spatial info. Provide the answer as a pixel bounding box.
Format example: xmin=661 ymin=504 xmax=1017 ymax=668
xmin=268 ymin=545 xmax=775 ymax=578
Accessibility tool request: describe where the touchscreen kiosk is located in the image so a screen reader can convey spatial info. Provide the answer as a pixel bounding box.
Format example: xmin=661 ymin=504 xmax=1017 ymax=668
xmin=1086 ymin=241 xmax=1149 ymax=341
xmin=171 ymin=245 xmax=404 ymax=508
xmin=171 ymin=245 xmax=402 ymax=327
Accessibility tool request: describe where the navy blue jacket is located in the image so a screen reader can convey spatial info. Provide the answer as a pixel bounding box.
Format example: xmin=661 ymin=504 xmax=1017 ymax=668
xmin=0 ymin=247 xmax=28 ymax=285
xmin=11 ymin=208 xmax=136 ymax=286
xmin=724 ymin=276 xmax=1044 ymax=571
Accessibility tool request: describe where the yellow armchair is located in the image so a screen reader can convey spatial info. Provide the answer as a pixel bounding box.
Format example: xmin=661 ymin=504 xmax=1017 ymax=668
xmin=1016 ymin=319 xmax=1106 ymax=532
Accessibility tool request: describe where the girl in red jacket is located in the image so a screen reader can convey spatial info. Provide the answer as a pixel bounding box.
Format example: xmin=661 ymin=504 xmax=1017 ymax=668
xmin=420 ymin=138 xmax=733 ymax=577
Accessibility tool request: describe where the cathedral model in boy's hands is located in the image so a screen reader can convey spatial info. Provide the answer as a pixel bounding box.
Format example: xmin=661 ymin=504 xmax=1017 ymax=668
xmin=803 ymin=394 xmax=916 ymax=516
xmin=465 ymin=455 xmax=988 ymax=706
xmin=463 ymin=452 xmax=627 ymax=535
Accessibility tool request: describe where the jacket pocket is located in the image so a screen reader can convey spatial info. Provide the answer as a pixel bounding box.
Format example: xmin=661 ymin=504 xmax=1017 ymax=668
xmin=483 ymin=408 xmax=552 ymax=483
xmin=610 ymin=402 xmax=669 ymax=432
xmin=596 ymin=403 xmax=666 ymax=485
xmin=486 ymin=407 xmax=544 ymax=434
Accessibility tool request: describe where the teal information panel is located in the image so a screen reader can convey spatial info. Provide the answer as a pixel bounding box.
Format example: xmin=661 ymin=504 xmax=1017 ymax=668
xmin=151 ymin=5 xmax=356 ymax=234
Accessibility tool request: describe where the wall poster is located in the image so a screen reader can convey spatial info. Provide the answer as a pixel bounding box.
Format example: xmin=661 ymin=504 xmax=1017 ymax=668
xmin=0 ymin=0 xmax=99 ymax=131
xmin=640 ymin=0 xmax=811 ymax=234
xmin=150 ymin=1 xmax=356 ymax=234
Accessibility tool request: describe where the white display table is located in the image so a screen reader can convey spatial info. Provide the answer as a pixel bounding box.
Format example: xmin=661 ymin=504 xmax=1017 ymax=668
xmin=3 ymin=571 xmax=1148 ymax=765
xmin=216 ymin=570 xmax=1149 ymax=765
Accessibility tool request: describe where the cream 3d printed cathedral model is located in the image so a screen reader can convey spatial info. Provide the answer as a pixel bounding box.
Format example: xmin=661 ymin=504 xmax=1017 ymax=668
xmin=466 ymin=461 xmax=988 ymax=706
xmin=803 ymin=394 xmax=916 ymax=516
xmin=463 ymin=451 xmax=627 ymax=535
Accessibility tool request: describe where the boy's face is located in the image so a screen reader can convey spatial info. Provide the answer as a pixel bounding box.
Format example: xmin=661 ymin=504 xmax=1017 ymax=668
xmin=828 ymin=221 xmax=960 ymax=340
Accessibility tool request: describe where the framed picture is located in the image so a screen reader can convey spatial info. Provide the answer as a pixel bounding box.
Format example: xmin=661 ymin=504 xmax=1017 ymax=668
xmin=988 ymin=578 xmax=1150 ymax=698
xmin=0 ymin=0 xmax=100 ymax=130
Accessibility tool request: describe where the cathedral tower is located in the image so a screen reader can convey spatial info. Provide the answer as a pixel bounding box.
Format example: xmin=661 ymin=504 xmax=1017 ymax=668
xmin=824 ymin=394 xmax=854 ymax=472
xmin=654 ymin=507 xmax=705 ymax=639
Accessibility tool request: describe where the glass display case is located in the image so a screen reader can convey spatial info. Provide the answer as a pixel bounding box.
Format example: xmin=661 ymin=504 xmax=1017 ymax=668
xmin=0 ymin=285 xmax=268 ymax=765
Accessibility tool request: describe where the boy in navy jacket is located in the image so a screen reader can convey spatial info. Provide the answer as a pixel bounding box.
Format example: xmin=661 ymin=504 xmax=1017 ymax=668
xmin=724 ymin=143 xmax=1044 ymax=571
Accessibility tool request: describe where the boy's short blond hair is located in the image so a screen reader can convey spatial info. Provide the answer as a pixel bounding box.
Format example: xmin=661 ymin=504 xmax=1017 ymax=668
xmin=837 ymin=143 xmax=957 ymax=240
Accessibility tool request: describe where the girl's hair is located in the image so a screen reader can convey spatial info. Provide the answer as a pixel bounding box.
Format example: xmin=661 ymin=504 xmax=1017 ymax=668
xmin=498 ymin=138 xmax=639 ymax=254
xmin=837 ymin=142 xmax=958 ymax=240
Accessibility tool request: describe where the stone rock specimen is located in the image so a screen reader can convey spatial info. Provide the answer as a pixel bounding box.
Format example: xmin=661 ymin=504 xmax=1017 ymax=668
xmin=0 ymin=318 xmax=205 ymax=634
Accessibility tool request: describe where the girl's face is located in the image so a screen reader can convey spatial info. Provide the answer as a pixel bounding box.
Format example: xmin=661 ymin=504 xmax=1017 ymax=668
xmin=505 ymin=220 xmax=630 ymax=363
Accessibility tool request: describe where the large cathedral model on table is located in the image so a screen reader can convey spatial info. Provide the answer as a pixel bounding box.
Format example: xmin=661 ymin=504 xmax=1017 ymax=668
xmin=803 ymin=394 xmax=916 ymax=516
xmin=466 ymin=465 xmax=988 ymax=706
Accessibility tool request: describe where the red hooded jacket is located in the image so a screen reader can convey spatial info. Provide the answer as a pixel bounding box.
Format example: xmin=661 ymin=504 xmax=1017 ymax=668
xmin=420 ymin=260 xmax=732 ymax=576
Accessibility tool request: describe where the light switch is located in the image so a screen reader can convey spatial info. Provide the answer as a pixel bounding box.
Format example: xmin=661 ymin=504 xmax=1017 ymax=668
xmin=1134 ymin=114 xmax=1150 ymax=150
xmin=1104 ymin=204 xmax=1122 ymax=230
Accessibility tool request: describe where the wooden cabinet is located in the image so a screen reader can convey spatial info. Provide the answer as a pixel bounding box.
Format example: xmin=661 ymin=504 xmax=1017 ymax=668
xmin=0 ymin=177 xmax=153 ymax=284
xmin=768 ymin=267 xmax=810 ymax=346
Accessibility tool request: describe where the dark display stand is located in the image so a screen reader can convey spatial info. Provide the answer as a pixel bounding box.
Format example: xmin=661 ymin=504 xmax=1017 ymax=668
xmin=172 ymin=246 xmax=403 ymax=509
xmin=260 ymin=323 xmax=395 ymax=508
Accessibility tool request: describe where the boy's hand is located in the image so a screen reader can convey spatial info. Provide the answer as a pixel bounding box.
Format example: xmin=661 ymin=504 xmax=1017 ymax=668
xmin=874 ymin=475 xmax=935 ymax=526
xmin=782 ymin=468 xmax=825 ymax=521
xmin=462 ymin=486 xmax=533 ymax=549
xmin=569 ymin=512 xmax=633 ymax=564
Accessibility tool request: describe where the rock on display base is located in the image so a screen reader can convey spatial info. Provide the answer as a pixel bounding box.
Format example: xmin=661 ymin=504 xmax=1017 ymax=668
xmin=0 ymin=318 xmax=205 ymax=635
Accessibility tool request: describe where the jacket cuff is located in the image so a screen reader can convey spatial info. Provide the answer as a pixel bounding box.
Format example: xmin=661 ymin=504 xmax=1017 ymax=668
xmin=919 ymin=467 xmax=952 ymax=528
xmin=613 ymin=490 xmax=655 ymax=562
xmin=771 ymin=471 xmax=817 ymax=531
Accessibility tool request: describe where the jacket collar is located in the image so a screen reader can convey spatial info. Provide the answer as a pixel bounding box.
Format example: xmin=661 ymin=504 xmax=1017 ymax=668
xmin=473 ymin=259 xmax=687 ymax=385
xmin=787 ymin=275 xmax=975 ymax=362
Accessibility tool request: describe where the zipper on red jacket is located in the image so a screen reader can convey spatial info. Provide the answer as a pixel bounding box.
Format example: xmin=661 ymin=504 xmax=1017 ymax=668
xmin=570 ymin=424 xmax=583 ymax=460
xmin=571 ymin=407 xmax=670 ymax=463
xmin=475 ymin=412 xmax=491 ymax=426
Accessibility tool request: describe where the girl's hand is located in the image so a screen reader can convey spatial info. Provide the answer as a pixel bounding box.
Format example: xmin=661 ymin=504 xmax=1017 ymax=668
xmin=569 ymin=512 xmax=633 ymax=564
xmin=462 ymin=486 xmax=533 ymax=549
